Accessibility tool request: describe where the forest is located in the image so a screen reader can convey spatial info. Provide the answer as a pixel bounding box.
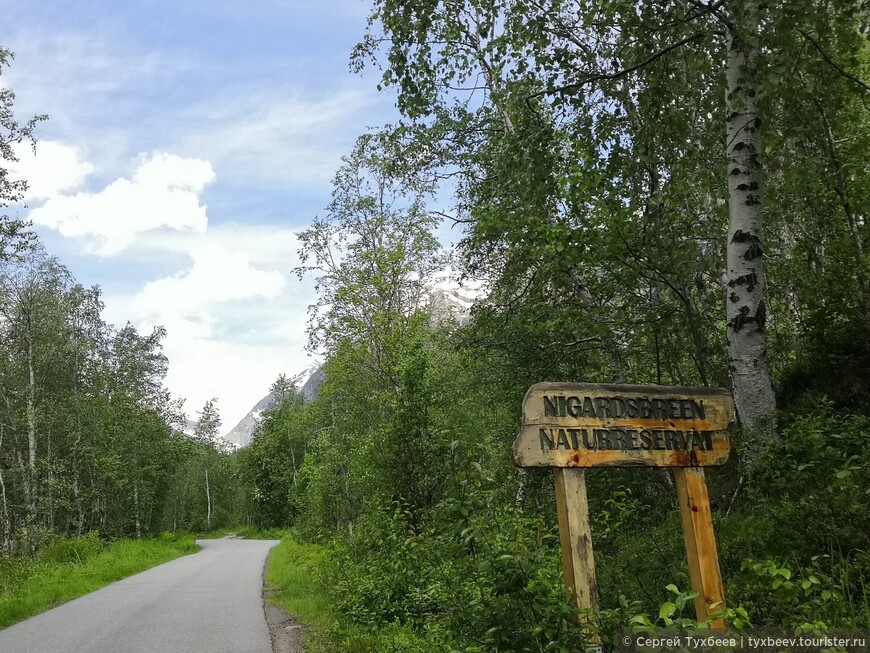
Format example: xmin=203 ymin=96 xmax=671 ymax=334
xmin=0 ymin=50 xmax=243 ymax=550
xmin=2 ymin=1 xmax=870 ymax=651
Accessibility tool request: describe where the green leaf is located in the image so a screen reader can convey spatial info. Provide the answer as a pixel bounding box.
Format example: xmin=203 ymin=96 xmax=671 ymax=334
xmin=630 ymin=614 xmax=652 ymax=626
xmin=659 ymin=602 xmax=677 ymax=619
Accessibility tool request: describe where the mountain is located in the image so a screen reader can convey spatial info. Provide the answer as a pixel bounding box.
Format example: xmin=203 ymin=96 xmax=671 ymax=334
xmin=426 ymin=269 xmax=485 ymax=325
xmin=222 ymin=365 xmax=324 ymax=447
xmin=181 ymin=419 xmax=197 ymax=438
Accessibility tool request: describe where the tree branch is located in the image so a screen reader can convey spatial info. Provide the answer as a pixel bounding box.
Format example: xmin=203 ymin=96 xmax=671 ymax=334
xmin=799 ymin=29 xmax=870 ymax=94
xmin=685 ymin=0 xmax=734 ymax=30
xmin=529 ymin=31 xmax=711 ymax=100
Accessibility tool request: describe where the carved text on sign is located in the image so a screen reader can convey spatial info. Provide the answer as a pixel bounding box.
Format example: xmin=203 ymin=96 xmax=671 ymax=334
xmin=513 ymin=383 xmax=734 ymax=468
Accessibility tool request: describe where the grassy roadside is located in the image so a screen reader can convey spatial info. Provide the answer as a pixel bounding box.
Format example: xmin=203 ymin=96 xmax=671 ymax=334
xmin=196 ymin=525 xmax=290 ymax=540
xmin=264 ymin=535 xmax=437 ymax=653
xmin=0 ymin=526 xmax=300 ymax=631
xmin=264 ymin=535 xmax=338 ymax=652
xmin=0 ymin=532 xmax=197 ymax=629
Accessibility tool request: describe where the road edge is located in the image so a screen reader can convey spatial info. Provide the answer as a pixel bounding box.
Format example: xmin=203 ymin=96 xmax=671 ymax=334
xmin=263 ymin=565 xmax=304 ymax=652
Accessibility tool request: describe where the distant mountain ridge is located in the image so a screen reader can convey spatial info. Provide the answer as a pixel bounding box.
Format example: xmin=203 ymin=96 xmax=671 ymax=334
xmin=222 ymin=365 xmax=324 ymax=447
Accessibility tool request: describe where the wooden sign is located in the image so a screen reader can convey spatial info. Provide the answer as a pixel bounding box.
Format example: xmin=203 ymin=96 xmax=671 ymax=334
xmin=513 ymin=382 xmax=734 ymax=468
xmin=512 ymin=383 xmax=734 ymax=638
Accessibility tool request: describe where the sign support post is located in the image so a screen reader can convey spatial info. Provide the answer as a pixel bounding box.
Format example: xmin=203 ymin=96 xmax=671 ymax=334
xmin=553 ymin=468 xmax=598 ymax=642
xmin=674 ymin=467 xmax=726 ymax=627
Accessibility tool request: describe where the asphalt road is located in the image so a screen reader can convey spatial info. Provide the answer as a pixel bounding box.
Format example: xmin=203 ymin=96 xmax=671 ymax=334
xmin=0 ymin=537 xmax=280 ymax=653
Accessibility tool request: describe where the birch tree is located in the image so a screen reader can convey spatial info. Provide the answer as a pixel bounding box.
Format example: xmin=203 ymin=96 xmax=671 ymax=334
xmin=194 ymin=398 xmax=221 ymax=529
xmin=0 ymin=252 xmax=72 ymax=542
xmin=354 ymin=0 xmax=870 ymax=442
xmin=0 ymin=47 xmax=43 ymax=259
xmin=296 ymin=135 xmax=445 ymax=387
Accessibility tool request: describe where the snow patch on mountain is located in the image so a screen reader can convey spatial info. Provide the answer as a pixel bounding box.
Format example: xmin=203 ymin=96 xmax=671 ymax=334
xmin=425 ymin=268 xmax=486 ymax=324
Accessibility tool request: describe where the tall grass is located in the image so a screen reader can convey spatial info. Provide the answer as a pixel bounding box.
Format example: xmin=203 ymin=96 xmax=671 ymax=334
xmin=264 ymin=535 xmax=338 ymax=652
xmin=0 ymin=532 xmax=197 ymax=628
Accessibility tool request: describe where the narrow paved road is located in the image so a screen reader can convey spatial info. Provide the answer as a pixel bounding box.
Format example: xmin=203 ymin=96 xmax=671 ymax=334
xmin=0 ymin=538 xmax=280 ymax=653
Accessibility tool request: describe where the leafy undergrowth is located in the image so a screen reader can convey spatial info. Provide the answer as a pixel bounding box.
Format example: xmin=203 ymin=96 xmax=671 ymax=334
xmin=272 ymin=408 xmax=868 ymax=652
xmin=0 ymin=532 xmax=197 ymax=629
xmin=194 ymin=524 xmax=290 ymax=540
xmin=595 ymin=407 xmax=870 ymax=630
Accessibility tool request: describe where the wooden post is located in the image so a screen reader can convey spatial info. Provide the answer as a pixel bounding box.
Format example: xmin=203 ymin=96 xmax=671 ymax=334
xmin=553 ymin=468 xmax=599 ymax=646
xmin=673 ymin=467 xmax=726 ymax=627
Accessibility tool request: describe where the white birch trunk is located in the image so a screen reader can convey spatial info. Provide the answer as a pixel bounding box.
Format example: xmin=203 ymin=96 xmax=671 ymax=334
xmin=134 ymin=483 xmax=141 ymax=538
xmin=725 ymin=0 xmax=778 ymax=439
xmin=0 ymin=430 xmax=11 ymax=555
xmin=26 ymin=337 xmax=38 ymax=524
xmin=205 ymin=467 xmax=211 ymax=529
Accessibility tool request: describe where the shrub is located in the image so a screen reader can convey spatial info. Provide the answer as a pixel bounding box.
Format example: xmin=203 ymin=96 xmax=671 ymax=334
xmin=40 ymin=532 xmax=103 ymax=565
xmin=321 ymin=466 xmax=592 ymax=653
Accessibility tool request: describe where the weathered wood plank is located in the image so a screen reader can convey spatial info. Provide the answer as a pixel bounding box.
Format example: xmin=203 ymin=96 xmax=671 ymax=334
xmin=514 ymin=383 xmax=734 ymax=468
xmin=674 ymin=467 xmax=726 ymax=627
xmin=553 ymin=468 xmax=599 ymax=643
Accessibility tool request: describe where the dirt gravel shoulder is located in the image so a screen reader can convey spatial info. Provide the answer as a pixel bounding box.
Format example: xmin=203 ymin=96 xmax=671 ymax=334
xmin=263 ymin=579 xmax=305 ymax=653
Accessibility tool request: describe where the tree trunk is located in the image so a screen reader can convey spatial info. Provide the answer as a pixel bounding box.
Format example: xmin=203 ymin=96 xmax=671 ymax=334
xmin=74 ymin=475 xmax=84 ymax=536
xmin=25 ymin=337 xmax=38 ymax=539
xmin=678 ymin=282 xmax=716 ymax=387
xmin=724 ymin=0 xmax=778 ymax=440
xmin=46 ymin=431 xmax=54 ymax=530
xmin=570 ymin=268 xmax=627 ymax=383
xmin=0 ymin=430 xmax=11 ymax=555
xmin=134 ymin=483 xmax=141 ymax=538
xmin=817 ymin=101 xmax=870 ymax=311
xmin=205 ymin=467 xmax=211 ymax=529
xmin=72 ymin=347 xmax=84 ymax=536
xmin=514 ymin=468 xmax=526 ymax=508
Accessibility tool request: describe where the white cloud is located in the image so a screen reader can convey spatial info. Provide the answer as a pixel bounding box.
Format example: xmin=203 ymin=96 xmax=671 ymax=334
xmin=131 ymin=243 xmax=286 ymax=321
xmin=0 ymin=10 xmax=385 ymax=435
xmin=14 ymin=140 xmax=316 ymax=433
xmin=130 ymin=221 xmax=305 ymax=270
xmin=9 ymin=140 xmax=94 ymax=201
xmin=28 ymin=152 xmax=215 ymax=255
xmin=2 ymin=28 xmax=191 ymax=131
xmin=105 ymin=234 xmax=313 ymax=433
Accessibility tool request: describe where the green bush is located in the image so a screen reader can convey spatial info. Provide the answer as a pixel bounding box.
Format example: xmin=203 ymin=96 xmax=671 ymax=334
xmin=728 ymin=554 xmax=869 ymax=628
xmin=0 ymin=556 xmax=43 ymax=594
xmin=321 ymin=466 xmax=592 ymax=653
xmin=593 ymin=406 xmax=869 ymax=630
xmin=40 ymin=532 xmax=103 ymax=565
xmin=738 ymin=407 xmax=870 ymax=617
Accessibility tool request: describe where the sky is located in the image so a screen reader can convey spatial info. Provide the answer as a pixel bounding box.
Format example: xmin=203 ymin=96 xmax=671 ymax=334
xmin=1 ymin=0 xmax=402 ymax=433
